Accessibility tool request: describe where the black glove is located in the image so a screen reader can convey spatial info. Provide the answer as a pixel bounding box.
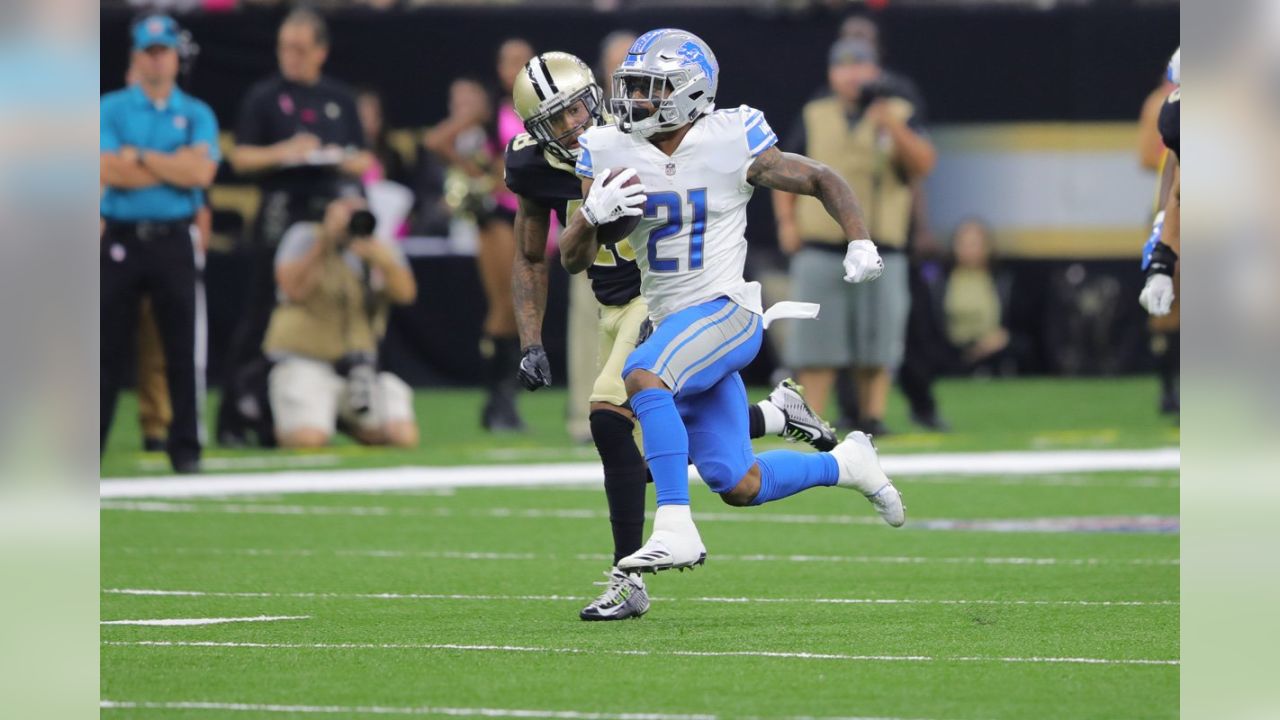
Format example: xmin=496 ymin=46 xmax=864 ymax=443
xmin=517 ymin=344 xmax=552 ymax=391
xmin=636 ymin=317 xmax=655 ymax=345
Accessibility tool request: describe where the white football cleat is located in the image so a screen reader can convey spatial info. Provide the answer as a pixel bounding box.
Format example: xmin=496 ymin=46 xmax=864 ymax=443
xmin=617 ymin=505 xmax=707 ymax=574
xmin=830 ymin=431 xmax=905 ymax=527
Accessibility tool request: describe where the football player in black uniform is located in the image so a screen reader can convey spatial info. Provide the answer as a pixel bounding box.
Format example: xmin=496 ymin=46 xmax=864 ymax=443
xmin=506 ymin=52 xmax=838 ymax=621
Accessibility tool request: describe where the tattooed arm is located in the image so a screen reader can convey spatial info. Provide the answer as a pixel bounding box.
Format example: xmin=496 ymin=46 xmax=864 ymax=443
xmin=747 ymin=146 xmax=870 ymax=242
xmin=512 ymin=194 xmax=553 ymax=350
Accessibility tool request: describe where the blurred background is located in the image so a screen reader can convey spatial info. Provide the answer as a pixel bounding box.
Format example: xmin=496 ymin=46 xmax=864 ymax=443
xmin=97 ymin=0 xmax=1178 ymax=465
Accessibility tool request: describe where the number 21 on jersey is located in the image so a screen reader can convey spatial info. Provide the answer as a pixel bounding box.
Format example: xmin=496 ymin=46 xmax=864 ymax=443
xmin=645 ymin=189 xmax=707 ymax=273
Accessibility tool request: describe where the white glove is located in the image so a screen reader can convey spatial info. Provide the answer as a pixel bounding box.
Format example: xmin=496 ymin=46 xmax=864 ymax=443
xmin=1139 ymin=274 xmax=1175 ymax=316
xmin=842 ymin=239 xmax=884 ymax=283
xmin=581 ymin=168 xmax=646 ymax=226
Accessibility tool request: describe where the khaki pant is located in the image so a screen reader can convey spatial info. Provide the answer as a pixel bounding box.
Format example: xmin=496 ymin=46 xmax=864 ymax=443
xmin=591 ymin=296 xmax=649 ymax=406
xmin=565 ymin=272 xmax=597 ymax=438
xmin=137 ymin=297 xmax=171 ymax=440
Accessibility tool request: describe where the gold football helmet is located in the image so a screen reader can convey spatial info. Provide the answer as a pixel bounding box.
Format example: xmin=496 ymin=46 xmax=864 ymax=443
xmin=513 ymin=52 xmax=603 ymax=163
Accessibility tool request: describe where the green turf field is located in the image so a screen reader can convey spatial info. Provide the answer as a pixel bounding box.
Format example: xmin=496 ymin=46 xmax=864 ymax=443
xmin=101 ymin=378 xmax=1179 ymax=718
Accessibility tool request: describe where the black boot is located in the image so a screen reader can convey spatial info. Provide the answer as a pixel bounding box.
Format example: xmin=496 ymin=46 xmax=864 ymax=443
xmin=481 ymin=335 xmax=526 ymax=432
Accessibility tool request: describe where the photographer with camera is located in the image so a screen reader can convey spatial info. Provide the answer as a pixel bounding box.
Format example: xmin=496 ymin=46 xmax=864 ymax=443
xmin=773 ymin=37 xmax=935 ymax=434
xmin=262 ymin=197 xmax=419 ymax=448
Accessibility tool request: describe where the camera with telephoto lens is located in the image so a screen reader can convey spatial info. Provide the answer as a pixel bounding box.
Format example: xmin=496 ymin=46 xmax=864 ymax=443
xmin=348 ymin=209 xmax=376 ymax=237
xmin=856 ymin=79 xmax=896 ymax=113
xmin=335 ymin=209 xmax=376 ymax=251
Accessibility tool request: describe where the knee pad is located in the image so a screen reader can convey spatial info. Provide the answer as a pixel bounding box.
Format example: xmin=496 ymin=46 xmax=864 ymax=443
xmin=589 ymin=409 xmax=639 ymax=466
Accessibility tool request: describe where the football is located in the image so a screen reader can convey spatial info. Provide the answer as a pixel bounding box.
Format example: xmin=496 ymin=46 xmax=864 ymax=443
xmin=592 ymin=167 xmax=643 ymax=245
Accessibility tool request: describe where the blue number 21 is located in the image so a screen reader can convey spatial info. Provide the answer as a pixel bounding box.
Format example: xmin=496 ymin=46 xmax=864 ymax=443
xmin=644 ymin=189 xmax=707 ymax=273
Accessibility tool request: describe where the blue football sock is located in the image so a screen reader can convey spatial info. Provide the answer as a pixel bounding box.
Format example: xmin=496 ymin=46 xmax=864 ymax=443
xmin=750 ymin=450 xmax=839 ymax=506
xmin=630 ymin=388 xmax=691 ymax=506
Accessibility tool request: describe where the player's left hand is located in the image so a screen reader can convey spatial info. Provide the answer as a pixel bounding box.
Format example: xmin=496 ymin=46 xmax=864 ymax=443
xmin=1139 ymin=274 xmax=1175 ymax=316
xmin=636 ymin=317 xmax=655 ymax=345
xmin=517 ymin=345 xmax=552 ymax=391
xmin=842 ymin=239 xmax=884 ymax=283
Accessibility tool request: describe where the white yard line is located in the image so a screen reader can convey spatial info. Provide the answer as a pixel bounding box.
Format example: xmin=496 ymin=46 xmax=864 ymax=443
xmin=100 ymin=615 xmax=309 ymax=627
xmin=101 ymin=587 xmax=1177 ymax=607
xmin=98 ymin=501 xmax=1179 ymax=534
xmin=101 ymin=640 xmax=1179 ymax=667
xmin=100 ymin=448 xmax=1179 ymax=498
xmin=112 ymin=545 xmax=1179 ymax=567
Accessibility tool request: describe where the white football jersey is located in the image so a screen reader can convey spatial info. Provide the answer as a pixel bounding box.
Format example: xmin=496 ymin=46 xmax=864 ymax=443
xmin=576 ymin=105 xmax=778 ymax=322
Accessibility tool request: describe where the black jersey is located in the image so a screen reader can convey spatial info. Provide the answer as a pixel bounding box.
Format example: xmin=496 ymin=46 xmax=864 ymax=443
xmin=1158 ymin=88 xmax=1180 ymax=160
xmin=504 ymin=133 xmax=642 ymax=307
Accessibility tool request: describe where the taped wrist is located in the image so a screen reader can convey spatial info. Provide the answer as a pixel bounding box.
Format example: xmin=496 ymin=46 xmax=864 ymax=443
xmin=1146 ymin=242 xmax=1178 ymax=277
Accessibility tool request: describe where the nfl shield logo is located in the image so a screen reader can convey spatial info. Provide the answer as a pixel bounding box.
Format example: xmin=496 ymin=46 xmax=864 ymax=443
xmin=665 ymin=162 xmax=676 ymax=177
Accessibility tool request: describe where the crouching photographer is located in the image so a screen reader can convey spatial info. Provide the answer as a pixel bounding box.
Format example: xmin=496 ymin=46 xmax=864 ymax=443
xmin=263 ymin=197 xmax=419 ymax=448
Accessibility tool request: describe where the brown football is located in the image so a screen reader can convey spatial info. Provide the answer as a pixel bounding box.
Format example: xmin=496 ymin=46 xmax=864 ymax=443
xmin=592 ymin=167 xmax=644 ymax=246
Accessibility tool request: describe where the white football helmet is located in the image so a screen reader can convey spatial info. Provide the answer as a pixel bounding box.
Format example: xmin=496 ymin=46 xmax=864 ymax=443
xmin=610 ymin=28 xmax=718 ymax=138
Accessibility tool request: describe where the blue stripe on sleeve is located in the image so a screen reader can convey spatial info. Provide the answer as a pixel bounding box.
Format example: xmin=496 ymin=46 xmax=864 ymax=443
xmin=745 ymin=110 xmax=776 ymax=156
xmin=575 ymin=142 xmax=594 ymax=178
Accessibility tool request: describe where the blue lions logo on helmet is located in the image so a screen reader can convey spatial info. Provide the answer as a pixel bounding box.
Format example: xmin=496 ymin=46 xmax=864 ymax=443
xmin=676 ymin=40 xmax=716 ymax=83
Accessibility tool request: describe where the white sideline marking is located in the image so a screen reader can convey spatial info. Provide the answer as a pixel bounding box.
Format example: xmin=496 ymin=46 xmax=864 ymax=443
xmin=112 ymin=545 xmax=1179 ymax=567
xmin=100 ymin=447 xmax=1179 ymax=498
xmin=100 ymin=700 xmax=722 ymax=719
xmin=101 ymin=615 xmax=309 ymax=627
xmin=101 ymin=640 xmax=1179 ymax=667
xmin=102 ymin=588 xmax=1177 ymax=607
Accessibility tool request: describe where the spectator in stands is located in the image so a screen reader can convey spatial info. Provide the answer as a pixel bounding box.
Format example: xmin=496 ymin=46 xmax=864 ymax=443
xmin=356 ymin=87 xmax=409 ymax=187
xmin=774 ymin=36 xmax=936 ymax=436
xmin=423 ymin=39 xmax=532 ymax=433
xmin=263 ymin=197 xmax=418 ymax=448
xmin=835 ymin=13 xmax=950 ymax=432
xmin=219 ymin=7 xmax=372 ymax=446
xmin=944 ymin=219 xmax=1011 ymax=373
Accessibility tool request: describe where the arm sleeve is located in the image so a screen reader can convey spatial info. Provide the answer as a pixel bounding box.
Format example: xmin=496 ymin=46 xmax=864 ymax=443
xmin=573 ymin=133 xmax=595 ymax=179
xmin=274 ymin=223 xmax=317 ymax=267
xmin=742 ymin=106 xmax=778 ymax=158
xmin=191 ymin=102 xmax=223 ymax=162
xmin=100 ymin=99 xmax=121 ymax=153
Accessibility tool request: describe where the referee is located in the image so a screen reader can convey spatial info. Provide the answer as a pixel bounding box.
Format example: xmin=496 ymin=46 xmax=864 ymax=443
xmin=100 ymin=15 xmax=219 ymax=473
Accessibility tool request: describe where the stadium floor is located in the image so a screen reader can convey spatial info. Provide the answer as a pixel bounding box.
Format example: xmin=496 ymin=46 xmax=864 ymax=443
xmin=101 ymin=379 xmax=1179 ymax=718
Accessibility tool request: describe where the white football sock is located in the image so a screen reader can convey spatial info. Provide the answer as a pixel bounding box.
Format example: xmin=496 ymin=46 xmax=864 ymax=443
xmin=653 ymin=503 xmax=694 ymax=531
xmin=757 ymin=400 xmax=786 ymax=435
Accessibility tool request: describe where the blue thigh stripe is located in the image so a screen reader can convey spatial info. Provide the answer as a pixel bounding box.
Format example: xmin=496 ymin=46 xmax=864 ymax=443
xmin=671 ymin=311 xmax=760 ymax=390
xmin=653 ymin=302 xmax=738 ymax=379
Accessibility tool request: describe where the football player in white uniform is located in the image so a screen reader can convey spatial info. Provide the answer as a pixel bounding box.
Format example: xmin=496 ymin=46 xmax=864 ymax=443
xmin=559 ymin=29 xmax=905 ymax=575
xmin=507 ymin=52 xmax=841 ymax=617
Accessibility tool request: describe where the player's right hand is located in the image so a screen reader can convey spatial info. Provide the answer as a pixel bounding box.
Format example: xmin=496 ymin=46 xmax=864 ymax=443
xmin=517 ymin=345 xmax=552 ymax=391
xmin=842 ymin=239 xmax=884 ymax=283
xmin=581 ymin=168 xmax=646 ymax=227
xmin=1139 ymin=274 xmax=1175 ymax=316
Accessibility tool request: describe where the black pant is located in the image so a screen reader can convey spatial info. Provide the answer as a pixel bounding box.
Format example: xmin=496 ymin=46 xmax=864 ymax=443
xmin=101 ymin=220 xmax=202 ymax=468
